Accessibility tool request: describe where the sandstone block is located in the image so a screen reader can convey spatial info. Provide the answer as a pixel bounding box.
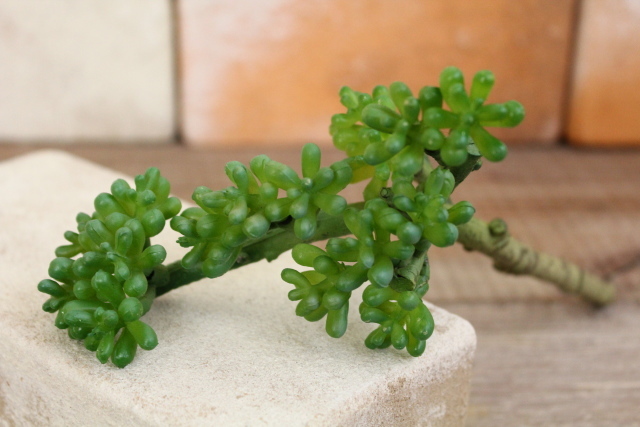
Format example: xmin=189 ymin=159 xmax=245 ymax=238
xmin=0 ymin=151 xmax=476 ymax=426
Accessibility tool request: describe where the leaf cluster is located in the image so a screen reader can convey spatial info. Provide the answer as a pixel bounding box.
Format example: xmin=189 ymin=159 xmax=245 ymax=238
xmin=281 ymin=67 xmax=522 ymax=356
xmin=38 ymin=168 xmax=180 ymax=367
xmin=38 ymin=67 xmax=524 ymax=366
xmin=170 ymin=144 xmax=351 ymax=278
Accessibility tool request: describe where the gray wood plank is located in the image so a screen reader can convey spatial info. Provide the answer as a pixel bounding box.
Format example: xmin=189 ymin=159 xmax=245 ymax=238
xmin=2 ymin=143 xmax=639 ymax=425
xmin=447 ymin=301 xmax=640 ymax=426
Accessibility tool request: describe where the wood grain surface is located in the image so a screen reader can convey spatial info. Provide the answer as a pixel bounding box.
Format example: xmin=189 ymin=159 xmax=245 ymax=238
xmin=1 ymin=144 xmax=639 ymax=425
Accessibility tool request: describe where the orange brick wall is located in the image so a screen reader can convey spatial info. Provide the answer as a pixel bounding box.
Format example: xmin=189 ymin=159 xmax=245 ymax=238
xmin=4 ymin=1 xmax=639 ymax=147
xmin=567 ymin=0 xmax=640 ymax=146
xmin=178 ymin=0 xmax=578 ymax=147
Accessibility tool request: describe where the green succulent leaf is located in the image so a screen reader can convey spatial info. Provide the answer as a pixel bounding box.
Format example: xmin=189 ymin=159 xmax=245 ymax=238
xmin=39 ymin=67 xmax=527 ymax=366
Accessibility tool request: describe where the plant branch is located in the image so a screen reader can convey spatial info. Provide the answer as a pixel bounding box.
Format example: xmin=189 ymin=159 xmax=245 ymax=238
xmin=158 ymin=202 xmax=615 ymax=306
xmin=157 ymin=203 xmax=364 ymax=296
xmin=426 ymin=150 xmax=482 ymax=187
xmin=456 ymin=217 xmax=616 ymax=306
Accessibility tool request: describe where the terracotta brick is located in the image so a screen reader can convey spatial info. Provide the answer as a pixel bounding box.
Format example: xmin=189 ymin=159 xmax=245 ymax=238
xmin=0 ymin=0 xmax=175 ymax=143
xmin=179 ymin=0 xmax=577 ymax=147
xmin=567 ymin=0 xmax=640 ymax=146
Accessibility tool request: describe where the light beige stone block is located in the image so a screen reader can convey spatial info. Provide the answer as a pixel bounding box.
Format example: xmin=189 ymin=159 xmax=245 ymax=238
xmin=0 ymin=1 xmax=174 ymax=143
xmin=0 ymin=151 xmax=476 ymax=426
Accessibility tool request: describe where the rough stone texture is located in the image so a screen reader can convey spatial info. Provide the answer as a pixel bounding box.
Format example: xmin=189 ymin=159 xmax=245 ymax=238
xmin=0 ymin=1 xmax=174 ymax=143
xmin=0 ymin=151 xmax=476 ymax=426
xmin=179 ymin=0 xmax=576 ymax=147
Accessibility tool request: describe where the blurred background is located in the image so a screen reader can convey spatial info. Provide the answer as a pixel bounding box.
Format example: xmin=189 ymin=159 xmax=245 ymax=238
xmin=1 ymin=0 xmax=639 ymax=148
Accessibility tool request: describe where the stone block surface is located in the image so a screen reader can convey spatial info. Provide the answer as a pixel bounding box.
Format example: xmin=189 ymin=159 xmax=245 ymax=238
xmin=179 ymin=0 xmax=576 ymax=147
xmin=0 ymin=1 xmax=174 ymax=143
xmin=0 ymin=151 xmax=476 ymax=426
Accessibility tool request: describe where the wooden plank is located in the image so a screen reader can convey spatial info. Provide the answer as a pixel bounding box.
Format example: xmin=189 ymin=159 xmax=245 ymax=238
xmin=178 ymin=0 xmax=577 ymax=147
xmin=567 ymin=0 xmax=640 ymax=145
xmin=450 ymin=301 xmax=640 ymax=426
xmin=1 ymin=144 xmax=639 ymax=424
